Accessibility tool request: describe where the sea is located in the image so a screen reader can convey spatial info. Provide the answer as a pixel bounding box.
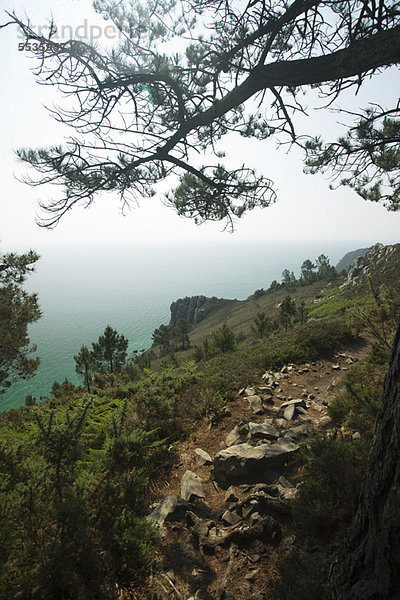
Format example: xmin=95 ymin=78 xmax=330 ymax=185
xmin=0 ymin=240 xmax=379 ymax=412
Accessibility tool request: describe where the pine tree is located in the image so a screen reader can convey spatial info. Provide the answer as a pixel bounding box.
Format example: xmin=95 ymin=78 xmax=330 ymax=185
xmin=74 ymin=345 xmax=95 ymax=392
xmin=211 ymin=323 xmax=236 ymax=354
xmin=92 ymin=325 xmax=128 ymax=374
xmin=0 ymin=250 xmax=41 ymax=393
xmin=252 ymin=311 xmax=274 ymax=339
xmin=280 ymin=295 xmax=297 ymax=332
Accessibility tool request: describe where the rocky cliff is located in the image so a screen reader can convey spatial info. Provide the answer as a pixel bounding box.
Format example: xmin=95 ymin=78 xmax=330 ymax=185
xmin=170 ymin=295 xmax=234 ymax=327
xmin=346 ymin=243 xmax=400 ymax=287
xmin=170 ymin=296 xmax=210 ymax=326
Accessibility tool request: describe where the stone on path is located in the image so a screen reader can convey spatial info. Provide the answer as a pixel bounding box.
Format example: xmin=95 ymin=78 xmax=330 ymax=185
xmin=148 ymin=494 xmax=187 ymax=526
xmin=283 ymin=404 xmax=296 ymax=421
xmin=181 ymin=470 xmax=205 ymax=502
xmin=226 ymin=425 xmax=245 ymax=447
xmin=212 ymin=441 xmax=299 ymax=485
xmin=195 ymin=447 xmax=212 ymax=465
xmin=247 ymin=422 xmax=280 ymax=441
xmin=247 ymin=396 xmax=265 ymax=415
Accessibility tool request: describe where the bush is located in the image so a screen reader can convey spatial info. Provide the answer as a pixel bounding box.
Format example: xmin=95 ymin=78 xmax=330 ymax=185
xmin=261 ymin=318 xmax=357 ymax=370
xmin=292 ymin=434 xmax=370 ymax=540
xmin=211 ymin=322 xmax=237 ymax=354
xmin=0 ymin=400 xmax=162 ymax=599
xmin=328 ymin=345 xmax=387 ymax=436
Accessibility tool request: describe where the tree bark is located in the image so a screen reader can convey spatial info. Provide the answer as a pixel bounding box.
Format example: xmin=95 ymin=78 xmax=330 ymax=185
xmin=332 ymin=320 xmax=400 ymax=599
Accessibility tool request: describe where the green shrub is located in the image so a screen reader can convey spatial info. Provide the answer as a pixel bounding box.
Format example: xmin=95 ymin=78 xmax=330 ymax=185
xmin=0 ymin=401 xmax=161 ymax=599
xmin=328 ymin=345 xmax=387 ymax=436
xmin=261 ymin=317 xmax=357 ymax=370
xmin=211 ymin=322 xmax=237 ymax=354
xmin=292 ymin=434 xmax=370 ymax=540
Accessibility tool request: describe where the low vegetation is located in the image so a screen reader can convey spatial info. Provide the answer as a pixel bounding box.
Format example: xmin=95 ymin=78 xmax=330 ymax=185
xmin=1 ymin=246 xmax=400 ymax=598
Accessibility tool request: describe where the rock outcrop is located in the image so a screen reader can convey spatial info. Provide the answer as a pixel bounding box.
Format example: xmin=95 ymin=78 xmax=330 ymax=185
xmin=345 ymin=243 xmax=400 ymax=287
xmin=169 ymin=295 xmax=209 ymax=326
xmin=212 ymin=441 xmax=299 ymax=486
xmin=336 ymin=247 xmax=369 ymax=273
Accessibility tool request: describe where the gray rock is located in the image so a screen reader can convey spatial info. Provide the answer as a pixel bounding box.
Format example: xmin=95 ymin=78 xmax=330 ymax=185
xmin=255 ymin=386 xmax=273 ymax=396
xmin=281 ymin=398 xmax=306 ymax=409
xmin=248 ymin=422 xmax=280 ymax=441
xmin=221 ymin=509 xmax=242 ymax=526
xmin=245 ymin=387 xmax=256 ymax=396
xmin=282 ymin=430 xmax=298 ymax=442
xmin=212 ymin=441 xmax=299 ymax=485
xmin=290 ymin=424 xmax=312 ymax=437
xmin=297 ymin=414 xmax=312 ymax=423
xmin=283 ymin=404 xmax=296 ymax=421
xmin=148 ymin=494 xmax=188 ymax=526
xmin=238 ymin=420 xmax=250 ymax=435
xmin=262 ymin=372 xmax=275 ymax=386
xmin=248 ymin=396 xmax=265 ymax=414
xmin=181 ymin=470 xmax=205 ymax=501
xmin=226 ymin=425 xmax=245 ymax=447
xmin=224 ymin=486 xmax=239 ymax=503
xmin=195 ymin=447 xmax=212 ymax=465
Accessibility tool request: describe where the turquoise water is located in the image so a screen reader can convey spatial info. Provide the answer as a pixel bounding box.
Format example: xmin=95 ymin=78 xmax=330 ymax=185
xmin=1 ymin=240 xmax=372 ymax=412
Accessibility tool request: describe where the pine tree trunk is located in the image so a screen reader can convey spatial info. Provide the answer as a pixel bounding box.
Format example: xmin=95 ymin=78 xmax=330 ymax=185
xmin=332 ymin=321 xmax=400 ymax=599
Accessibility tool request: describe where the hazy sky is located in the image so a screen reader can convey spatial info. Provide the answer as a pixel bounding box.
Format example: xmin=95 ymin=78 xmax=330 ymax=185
xmin=1 ymin=0 xmax=400 ymax=251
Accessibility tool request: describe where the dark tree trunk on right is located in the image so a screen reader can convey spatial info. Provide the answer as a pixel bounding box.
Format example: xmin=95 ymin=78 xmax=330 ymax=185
xmin=332 ymin=320 xmax=400 ymax=599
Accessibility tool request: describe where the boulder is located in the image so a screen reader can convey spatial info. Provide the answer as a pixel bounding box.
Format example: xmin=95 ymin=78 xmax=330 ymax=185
xmin=195 ymin=447 xmax=212 ymax=465
xmin=245 ymin=387 xmax=256 ymax=396
xmin=290 ymin=424 xmax=312 ymax=437
xmin=212 ymin=441 xmax=299 ymax=485
xmin=226 ymin=425 xmax=246 ymax=447
xmin=261 ymin=372 xmax=275 ymax=386
xmin=283 ymin=404 xmax=296 ymax=421
xmin=255 ymin=386 xmax=273 ymax=396
xmin=181 ymin=470 xmax=205 ymax=502
xmin=148 ymin=494 xmax=188 ymax=526
xmin=247 ymin=396 xmax=265 ymax=414
xmin=221 ymin=509 xmax=242 ymax=526
xmin=247 ymin=422 xmax=280 ymax=441
xmin=281 ymin=398 xmax=306 ymax=409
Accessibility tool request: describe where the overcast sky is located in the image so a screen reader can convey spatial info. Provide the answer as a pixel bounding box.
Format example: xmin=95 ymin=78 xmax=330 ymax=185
xmin=1 ymin=0 xmax=400 ymax=251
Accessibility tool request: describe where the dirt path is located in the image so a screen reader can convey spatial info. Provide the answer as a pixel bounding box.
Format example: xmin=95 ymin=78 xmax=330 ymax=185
xmin=144 ymin=340 xmax=370 ymax=600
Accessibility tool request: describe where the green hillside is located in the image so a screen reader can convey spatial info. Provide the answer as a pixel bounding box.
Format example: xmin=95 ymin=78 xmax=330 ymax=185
xmin=1 ymin=243 xmax=399 ymax=599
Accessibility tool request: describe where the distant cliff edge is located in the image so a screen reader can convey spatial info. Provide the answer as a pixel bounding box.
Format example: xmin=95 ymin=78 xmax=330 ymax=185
xmin=169 ymin=295 xmax=235 ymax=327
xmin=336 ymin=247 xmax=369 ymax=273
